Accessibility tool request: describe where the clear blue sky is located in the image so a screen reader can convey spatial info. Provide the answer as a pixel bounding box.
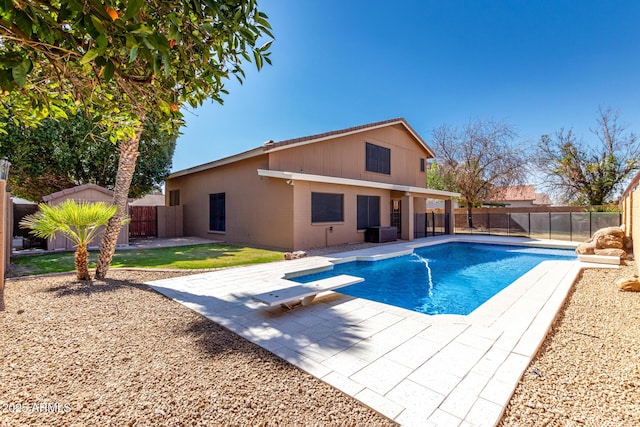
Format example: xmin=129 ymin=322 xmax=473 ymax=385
xmin=171 ymin=0 xmax=640 ymax=173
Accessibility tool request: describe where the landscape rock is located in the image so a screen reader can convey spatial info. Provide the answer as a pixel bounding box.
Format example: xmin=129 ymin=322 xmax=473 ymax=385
xmin=594 ymin=248 xmax=627 ymax=259
xmin=576 ymin=241 xmax=597 ymax=255
xmin=616 ymin=274 xmax=640 ymax=292
xmin=284 ymin=251 xmax=307 ymax=260
xmin=576 ymin=226 xmax=626 ymax=257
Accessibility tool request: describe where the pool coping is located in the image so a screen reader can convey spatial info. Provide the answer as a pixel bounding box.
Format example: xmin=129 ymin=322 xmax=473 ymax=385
xmin=146 ymin=235 xmax=617 ymax=426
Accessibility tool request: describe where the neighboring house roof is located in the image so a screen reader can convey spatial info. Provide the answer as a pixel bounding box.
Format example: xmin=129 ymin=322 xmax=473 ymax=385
xmin=491 ymin=185 xmax=537 ymax=202
xmin=169 ymin=118 xmax=434 ymax=179
xmin=11 ymin=196 xmax=37 ymax=205
xmin=42 ymin=183 xmax=114 ymax=202
xmin=490 ymin=185 xmax=552 ymax=206
xmin=130 ymin=193 xmax=166 ymax=206
xmin=533 ymin=192 xmax=552 ymax=206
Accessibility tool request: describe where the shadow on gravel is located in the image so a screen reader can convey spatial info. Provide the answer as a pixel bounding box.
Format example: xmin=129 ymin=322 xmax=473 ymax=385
xmin=151 ymin=285 xmax=368 ymax=365
xmin=182 ymin=317 xmax=281 ymax=360
xmin=46 ymin=277 xmax=158 ymax=298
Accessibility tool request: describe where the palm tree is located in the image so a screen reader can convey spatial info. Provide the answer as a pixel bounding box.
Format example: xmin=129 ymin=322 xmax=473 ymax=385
xmin=20 ymin=200 xmax=119 ymax=280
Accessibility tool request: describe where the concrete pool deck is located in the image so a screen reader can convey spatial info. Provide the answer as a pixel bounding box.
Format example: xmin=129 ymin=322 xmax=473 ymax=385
xmin=146 ymin=235 xmax=617 ymax=426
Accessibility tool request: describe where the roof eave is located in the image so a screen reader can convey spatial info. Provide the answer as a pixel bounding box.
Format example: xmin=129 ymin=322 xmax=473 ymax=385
xmin=168 ymin=147 xmax=265 ymax=179
xmin=257 ymin=169 xmax=460 ymax=198
xmin=264 ymin=118 xmax=436 ymax=158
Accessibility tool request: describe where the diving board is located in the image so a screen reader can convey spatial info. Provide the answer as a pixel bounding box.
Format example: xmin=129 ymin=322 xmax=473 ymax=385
xmin=252 ymin=274 xmax=364 ymax=309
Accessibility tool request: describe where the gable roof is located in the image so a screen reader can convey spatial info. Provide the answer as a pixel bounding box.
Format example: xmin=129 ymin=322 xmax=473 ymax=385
xmin=42 ymin=183 xmax=114 ymax=202
xmin=169 ymin=118 xmax=434 ymax=179
xmin=262 ymin=117 xmax=435 ymax=157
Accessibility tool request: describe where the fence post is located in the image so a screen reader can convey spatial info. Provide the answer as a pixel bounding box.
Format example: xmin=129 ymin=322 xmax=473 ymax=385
xmin=0 ymin=180 xmax=5 ymax=311
xmin=431 ymin=211 xmax=435 ymax=236
xmin=569 ymin=212 xmax=573 ymax=241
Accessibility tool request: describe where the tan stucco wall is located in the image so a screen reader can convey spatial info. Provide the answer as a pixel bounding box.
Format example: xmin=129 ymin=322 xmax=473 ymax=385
xmin=290 ymin=181 xmax=391 ymax=250
xmin=166 ymin=155 xmax=295 ymax=250
xmin=268 ymin=124 xmax=432 ymax=188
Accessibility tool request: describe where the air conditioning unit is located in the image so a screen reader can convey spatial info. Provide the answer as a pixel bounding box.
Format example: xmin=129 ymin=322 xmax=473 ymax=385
xmin=365 ymin=226 xmax=398 ymax=243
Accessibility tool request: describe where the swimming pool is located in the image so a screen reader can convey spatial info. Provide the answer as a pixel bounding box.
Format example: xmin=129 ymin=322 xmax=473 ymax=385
xmin=290 ymin=242 xmax=577 ymax=315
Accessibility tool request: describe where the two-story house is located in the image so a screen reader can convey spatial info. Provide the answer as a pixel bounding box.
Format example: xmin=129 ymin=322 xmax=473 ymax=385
xmin=165 ymin=118 xmax=459 ymax=251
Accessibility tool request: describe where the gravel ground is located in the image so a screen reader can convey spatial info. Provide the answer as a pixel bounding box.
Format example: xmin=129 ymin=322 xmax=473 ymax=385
xmin=0 ymin=270 xmax=396 ymax=426
xmin=499 ymin=260 xmax=640 ymax=426
xmin=2 ymin=259 xmax=639 ymax=426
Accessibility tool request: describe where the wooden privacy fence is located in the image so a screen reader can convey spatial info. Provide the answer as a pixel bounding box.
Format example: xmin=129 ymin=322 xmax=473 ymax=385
xmin=129 ymin=206 xmax=157 ymax=238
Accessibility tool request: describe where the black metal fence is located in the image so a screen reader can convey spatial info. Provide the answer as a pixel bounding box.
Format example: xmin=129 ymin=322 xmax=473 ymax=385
xmin=415 ymin=211 xmax=621 ymax=241
xmin=414 ymin=213 xmax=450 ymax=237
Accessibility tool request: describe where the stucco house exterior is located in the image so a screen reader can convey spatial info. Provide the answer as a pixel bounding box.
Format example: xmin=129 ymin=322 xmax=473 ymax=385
xmin=165 ymin=118 xmax=459 ymax=251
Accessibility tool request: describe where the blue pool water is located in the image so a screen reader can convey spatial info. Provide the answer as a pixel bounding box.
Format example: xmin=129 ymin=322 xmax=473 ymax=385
xmin=291 ymin=242 xmax=577 ymax=315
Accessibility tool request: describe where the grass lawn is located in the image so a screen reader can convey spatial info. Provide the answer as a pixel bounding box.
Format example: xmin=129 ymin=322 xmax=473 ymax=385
xmin=10 ymin=244 xmax=284 ymax=277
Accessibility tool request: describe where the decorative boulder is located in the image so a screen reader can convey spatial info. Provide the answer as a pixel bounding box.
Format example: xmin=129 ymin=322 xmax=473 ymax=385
xmin=284 ymin=251 xmax=307 ymax=260
xmin=575 ymin=241 xmax=597 ymax=255
xmin=576 ymin=226 xmax=626 ymax=258
xmin=616 ymin=275 xmax=640 ymax=292
xmin=594 ymin=248 xmax=628 ymax=259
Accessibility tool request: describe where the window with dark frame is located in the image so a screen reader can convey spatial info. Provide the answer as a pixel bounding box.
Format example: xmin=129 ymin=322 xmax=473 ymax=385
xmin=311 ymin=192 xmax=344 ymax=223
xmin=420 ymin=158 xmax=426 ymax=172
xmin=169 ymin=189 xmax=180 ymax=206
xmin=209 ymin=192 xmax=226 ymax=232
xmin=357 ymin=195 xmax=381 ymax=230
xmin=365 ymin=142 xmax=391 ymax=174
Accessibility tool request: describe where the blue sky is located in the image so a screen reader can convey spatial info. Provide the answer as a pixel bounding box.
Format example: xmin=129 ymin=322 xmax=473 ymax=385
xmin=171 ymin=0 xmax=640 ymax=173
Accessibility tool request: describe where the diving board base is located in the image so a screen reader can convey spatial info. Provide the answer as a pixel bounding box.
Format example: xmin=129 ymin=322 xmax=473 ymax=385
xmin=252 ymin=274 xmax=364 ymax=309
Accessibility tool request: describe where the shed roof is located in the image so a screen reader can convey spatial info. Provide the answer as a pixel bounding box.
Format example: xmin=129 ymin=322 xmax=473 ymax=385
xmin=42 ymin=183 xmax=114 ymax=202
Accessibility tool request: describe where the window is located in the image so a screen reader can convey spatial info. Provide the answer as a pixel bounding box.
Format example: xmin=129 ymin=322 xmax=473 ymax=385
xmin=169 ymin=190 xmax=180 ymax=206
xmin=357 ymin=195 xmax=381 ymax=229
xmin=209 ymin=193 xmax=225 ymax=232
xmin=365 ymin=142 xmax=391 ymax=174
xmin=420 ymin=158 xmax=426 ymax=172
xmin=311 ymin=192 xmax=343 ymax=223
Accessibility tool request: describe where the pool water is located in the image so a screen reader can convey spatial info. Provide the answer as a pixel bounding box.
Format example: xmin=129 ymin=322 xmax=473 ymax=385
xmin=290 ymin=242 xmax=577 ymax=315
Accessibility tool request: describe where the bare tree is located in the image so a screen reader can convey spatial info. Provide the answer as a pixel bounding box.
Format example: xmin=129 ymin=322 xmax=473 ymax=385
xmin=537 ymin=107 xmax=640 ymax=205
xmin=432 ymin=120 xmax=528 ymax=227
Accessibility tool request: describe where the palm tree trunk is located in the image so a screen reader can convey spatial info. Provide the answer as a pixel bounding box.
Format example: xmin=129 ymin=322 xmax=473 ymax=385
xmin=75 ymin=243 xmax=90 ymax=280
xmin=95 ymin=129 xmax=142 ymax=279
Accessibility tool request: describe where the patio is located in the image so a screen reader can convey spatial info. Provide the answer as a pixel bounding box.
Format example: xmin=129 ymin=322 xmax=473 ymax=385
xmin=146 ymin=235 xmax=615 ymax=426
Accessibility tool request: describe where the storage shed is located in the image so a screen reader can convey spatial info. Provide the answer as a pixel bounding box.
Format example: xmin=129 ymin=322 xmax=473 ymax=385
xmin=41 ymin=184 xmax=129 ymax=250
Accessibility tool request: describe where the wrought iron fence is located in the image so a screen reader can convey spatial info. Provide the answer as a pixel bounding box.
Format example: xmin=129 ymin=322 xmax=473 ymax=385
xmin=414 ymin=211 xmax=621 ymax=241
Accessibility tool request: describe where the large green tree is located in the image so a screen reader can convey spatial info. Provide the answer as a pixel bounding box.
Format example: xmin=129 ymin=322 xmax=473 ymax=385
xmin=537 ymin=107 xmax=640 ymax=205
xmin=431 ymin=120 xmax=528 ymax=227
xmin=0 ymin=0 xmax=272 ymax=278
xmin=0 ymin=113 xmax=176 ymax=201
